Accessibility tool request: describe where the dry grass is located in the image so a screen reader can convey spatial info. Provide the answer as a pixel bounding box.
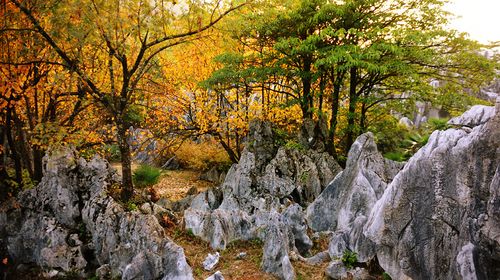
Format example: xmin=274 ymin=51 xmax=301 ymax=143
xmin=164 ymin=223 xmax=333 ymax=280
xmin=154 ymin=170 xmax=214 ymax=201
xmin=294 ymin=261 xmax=330 ymax=280
xmin=110 ymin=163 xmax=214 ymax=202
xmin=166 ymin=226 xmax=277 ymax=280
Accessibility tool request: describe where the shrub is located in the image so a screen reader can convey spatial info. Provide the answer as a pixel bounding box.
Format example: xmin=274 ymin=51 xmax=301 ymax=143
xmin=427 ymin=117 xmax=450 ymax=131
xmin=384 ymin=151 xmax=406 ymax=162
xmin=133 ymin=164 xmax=161 ymax=187
xmin=126 ymin=201 xmax=138 ymax=211
xmin=382 ymin=272 xmax=392 ymax=280
xmin=284 ymin=140 xmax=306 ymax=151
xmin=174 ymin=140 xmax=231 ymax=170
xmin=341 ymin=250 xmax=358 ymax=269
xmin=371 ymin=116 xmax=410 ymax=155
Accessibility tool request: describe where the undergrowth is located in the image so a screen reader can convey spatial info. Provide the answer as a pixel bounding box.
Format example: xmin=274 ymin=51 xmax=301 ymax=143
xmin=133 ymin=164 xmax=161 ymax=187
xmin=174 ymin=140 xmax=231 ymax=170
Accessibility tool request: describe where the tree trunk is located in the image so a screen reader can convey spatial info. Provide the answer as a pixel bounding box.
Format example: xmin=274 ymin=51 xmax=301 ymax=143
xmin=318 ymin=74 xmax=326 ymax=113
xmin=6 ymin=108 xmax=23 ymax=186
xmin=360 ymin=102 xmax=368 ymax=133
xmin=346 ymin=67 xmax=358 ymax=151
xmin=12 ymin=110 xmax=34 ymax=179
xmin=327 ymin=73 xmax=343 ymax=159
xmin=33 ymin=148 xmax=43 ymax=182
xmin=217 ymin=134 xmax=239 ymax=163
xmin=359 ymin=88 xmax=373 ymax=133
xmin=118 ymin=125 xmax=134 ymax=201
xmin=301 ymin=57 xmax=313 ymax=119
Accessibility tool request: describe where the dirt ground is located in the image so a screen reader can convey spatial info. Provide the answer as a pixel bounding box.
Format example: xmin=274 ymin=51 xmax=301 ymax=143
xmin=154 ymin=170 xmax=214 ymax=201
xmin=110 ymin=163 xmax=214 ymax=201
xmin=166 ymin=223 xmax=330 ymax=280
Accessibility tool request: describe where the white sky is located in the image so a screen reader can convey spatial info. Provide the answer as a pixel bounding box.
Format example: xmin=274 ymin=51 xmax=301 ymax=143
xmin=445 ymin=0 xmax=500 ymax=44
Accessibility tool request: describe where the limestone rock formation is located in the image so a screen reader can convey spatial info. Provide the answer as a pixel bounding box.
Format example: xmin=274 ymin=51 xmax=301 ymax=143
xmin=184 ymin=121 xmax=342 ymax=279
xmin=306 ymin=132 xmax=403 ymax=262
xmin=260 ymin=210 xmax=295 ymax=280
xmin=0 ymin=149 xmax=193 ymax=279
xmin=448 ymin=104 xmax=495 ymax=127
xmin=365 ymin=100 xmax=500 ymax=279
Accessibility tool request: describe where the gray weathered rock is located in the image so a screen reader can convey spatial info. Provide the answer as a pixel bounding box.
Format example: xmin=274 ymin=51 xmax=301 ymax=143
xmin=205 ymin=271 xmax=224 ymax=280
xmin=365 ymin=102 xmax=500 ymax=280
xmin=202 ymin=252 xmax=220 ymax=271
xmin=399 ymin=117 xmax=414 ymax=128
xmin=82 ymin=181 xmax=193 ymax=279
xmin=448 ymin=104 xmax=495 ymax=127
xmin=162 ymin=156 xmax=180 ymax=170
xmin=306 ymin=132 xmax=403 ymax=267
xmin=0 ymin=149 xmax=193 ymax=279
xmin=200 ymin=166 xmax=226 ymax=184
xmin=306 ymin=132 xmax=403 ymax=234
xmin=283 ymin=204 xmax=312 ymax=256
xmin=236 ymin=252 xmax=247 ymax=259
xmin=297 ymin=251 xmax=330 ymax=266
xmin=261 ymin=210 xmax=295 ymax=280
xmin=325 ymin=260 xmax=348 ymax=280
xmin=183 ymin=121 xmax=342 ymax=278
xmin=129 ymin=127 xmax=158 ymax=165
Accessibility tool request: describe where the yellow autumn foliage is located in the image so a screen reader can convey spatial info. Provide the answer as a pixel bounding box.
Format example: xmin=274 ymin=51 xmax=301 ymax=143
xmin=174 ymin=140 xmax=231 ymax=171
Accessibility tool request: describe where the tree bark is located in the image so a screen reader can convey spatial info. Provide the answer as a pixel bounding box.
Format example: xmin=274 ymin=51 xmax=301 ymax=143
xmin=327 ymin=72 xmax=343 ymax=159
xmin=301 ymin=57 xmax=313 ymax=119
xmin=346 ymin=67 xmax=358 ymax=151
xmin=33 ymin=148 xmax=43 ymax=182
xmin=5 ymin=108 xmax=23 ymax=186
xmin=216 ymin=133 xmax=239 ymax=164
xmin=118 ymin=125 xmax=134 ymax=201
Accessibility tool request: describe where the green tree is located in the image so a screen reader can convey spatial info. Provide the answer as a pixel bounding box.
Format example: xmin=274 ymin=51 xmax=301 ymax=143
xmin=206 ymin=0 xmax=498 ymax=158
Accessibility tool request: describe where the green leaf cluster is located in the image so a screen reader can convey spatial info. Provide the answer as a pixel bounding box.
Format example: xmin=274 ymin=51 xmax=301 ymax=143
xmin=132 ymin=164 xmax=161 ymax=188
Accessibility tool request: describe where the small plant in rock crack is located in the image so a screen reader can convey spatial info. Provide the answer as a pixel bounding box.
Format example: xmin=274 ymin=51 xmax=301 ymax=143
xmin=186 ymin=228 xmax=195 ymax=238
xmin=382 ymin=272 xmax=392 ymax=280
xmin=299 ymin=171 xmax=310 ymax=184
xmin=126 ymin=201 xmax=138 ymax=211
xmin=341 ymin=250 xmax=358 ymax=269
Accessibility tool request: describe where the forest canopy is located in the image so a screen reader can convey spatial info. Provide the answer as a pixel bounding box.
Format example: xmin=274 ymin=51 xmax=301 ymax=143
xmin=1 ymin=0 xmax=498 ymax=201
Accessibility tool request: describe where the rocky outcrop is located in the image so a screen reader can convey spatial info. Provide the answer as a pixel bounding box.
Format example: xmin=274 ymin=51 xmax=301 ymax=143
xmin=306 ymin=132 xmax=403 ymax=262
xmin=0 ymin=149 xmax=193 ymax=279
xmin=260 ymin=210 xmax=295 ymax=280
xmin=365 ymin=100 xmax=500 ymax=280
xmin=447 ymin=104 xmax=495 ymax=127
xmin=184 ymin=121 xmax=342 ymax=279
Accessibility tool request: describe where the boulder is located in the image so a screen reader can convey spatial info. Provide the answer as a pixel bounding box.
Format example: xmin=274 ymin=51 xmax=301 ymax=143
xmin=202 ymin=252 xmax=220 ymax=271
xmin=325 ymin=260 xmax=348 ymax=280
xmin=399 ymin=117 xmax=414 ymax=128
xmin=200 ymin=166 xmax=226 ymax=184
xmin=205 ymin=271 xmax=224 ymax=280
xmin=283 ymin=204 xmax=312 ymax=256
xmin=162 ymin=156 xmax=180 ymax=170
xmin=365 ymin=101 xmax=500 ymax=279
